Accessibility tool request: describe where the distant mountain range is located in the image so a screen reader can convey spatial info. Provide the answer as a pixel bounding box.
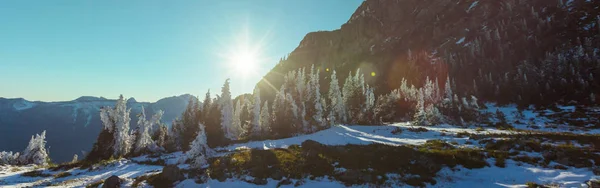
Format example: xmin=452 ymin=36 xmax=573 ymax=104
xmin=0 ymin=95 xmax=193 ymax=163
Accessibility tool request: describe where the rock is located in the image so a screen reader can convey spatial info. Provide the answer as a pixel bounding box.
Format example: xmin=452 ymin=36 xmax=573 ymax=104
xmin=294 ymin=180 xmax=304 ymax=187
xmin=338 ymin=169 xmax=361 ymax=182
xmin=271 ymin=171 xmax=283 ymax=180
xmin=253 ymin=178 xmax=268 ymax=185
xmin=586 ymin=180 xmax=600 ymax=188
xmin=217 ymin=175 xmax=227 ymax=182
xmin=102 ymin=175 xmax=122 ymax=188
xmin=277 ymin=179 xmax=292 ymax=187
xmin=161 ymin=165 xmax=184 ymax=182
xmin=301 ymin=140 xmax=324 ymax=150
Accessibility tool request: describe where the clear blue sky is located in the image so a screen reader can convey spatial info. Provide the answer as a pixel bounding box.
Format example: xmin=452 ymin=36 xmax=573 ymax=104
xmin=0 ymin=0 xmax=363 ymax=102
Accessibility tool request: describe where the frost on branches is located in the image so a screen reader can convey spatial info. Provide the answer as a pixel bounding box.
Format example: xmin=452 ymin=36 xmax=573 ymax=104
xmin=220 ymin=79 xmax=241 ymax=140
xmin=186 ymin=123 xmax=215 ymax=169
xmin=100 ymin=95 xmax=132 ymax=157
xmin=134 ymin=105 xmax=163 ymax=154
xmin=0 ymin=151 xmax=20 ymax=165
xmin=19 ymin=130 xmax=50 ymax=166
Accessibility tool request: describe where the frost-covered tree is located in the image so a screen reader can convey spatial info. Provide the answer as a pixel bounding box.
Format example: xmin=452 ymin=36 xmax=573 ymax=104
xmin=20 ymin=130 xmax=49 ymax=166
xmin=166 ymin=118 xmax=184 ymax=152
xmin=470 ymin=96 xmax=480 ymax=109
xmin=181 ymin=97 xmax=201 ymax=151
xmin=186 ymin=123 xmax=215 ymax=169
xmin=72 ymin=154 xmax=78 ymax=163
xmin=134 ymin=106 xmax=163 ymax=154
xmin=308 ymin=65 xmax=325 ymax=131
xmin=99 ymin=95 xmax=133 ymax=157
xmin=342 ymin=70 xmax=366 ymax=124
xmin=220 ymin=79 xmax=239 ymax=140
xmin=152 ymin=123 xmax=168 ymax=150
xmin=259 ymin=101 xmax=270 ymax=136
xmin=328 ymin=70 xmax=345 ymax=125
xmin=250 ymin=88 xmax=261 ymax=137
xmin=233 ymin=99 xmax=242 ymax=138
xmin=361 ymin=85 xmax=376 ymax=124
xmin=0 ymin=151 xmax=20 ymax=165
xmin=444 ymin=76 xmax=453 ymax=103
xmin=413 ymin=89 xmax=427 ymax=126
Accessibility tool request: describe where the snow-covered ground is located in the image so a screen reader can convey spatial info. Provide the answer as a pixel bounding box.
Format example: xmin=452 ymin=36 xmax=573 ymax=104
xmin=1 ymin=104 xmax=599 ymax=187
xmin=219 ymin=123 xmax=512 ymax=153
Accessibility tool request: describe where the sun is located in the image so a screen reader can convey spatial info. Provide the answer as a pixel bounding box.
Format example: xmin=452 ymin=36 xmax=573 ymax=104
xmin=230 ymin=50 xmax=258 ymax=77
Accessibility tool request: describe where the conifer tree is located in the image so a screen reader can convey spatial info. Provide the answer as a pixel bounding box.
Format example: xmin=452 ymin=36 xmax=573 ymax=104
xmin=20 ymin=131 xmax=49 ymax=165
xmin=186 ymin=123 xmax=215 ymax=169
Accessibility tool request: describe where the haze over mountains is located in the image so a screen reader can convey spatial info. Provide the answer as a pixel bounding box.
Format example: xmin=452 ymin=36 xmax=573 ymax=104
xmin=0 ymin=95 xmax=193 ymax=162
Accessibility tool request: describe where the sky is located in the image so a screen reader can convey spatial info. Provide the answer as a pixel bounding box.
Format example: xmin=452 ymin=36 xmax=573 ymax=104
xmin=0 ymin=0 xmax=364 ymax=102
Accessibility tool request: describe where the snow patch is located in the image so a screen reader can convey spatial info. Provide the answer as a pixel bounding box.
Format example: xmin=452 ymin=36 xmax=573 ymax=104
xmin=13 ymin=101 xmax=36 ymax=111
xmin=456 ymin=37 xmax=466 ymax=44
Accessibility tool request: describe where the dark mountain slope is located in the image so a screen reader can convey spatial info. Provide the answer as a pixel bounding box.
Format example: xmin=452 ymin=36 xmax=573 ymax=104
xmin=257 ymin=0 xmax=600 ymax=106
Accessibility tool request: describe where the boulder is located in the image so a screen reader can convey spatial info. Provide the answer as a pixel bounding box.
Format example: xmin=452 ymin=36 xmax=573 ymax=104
xmin=338 ymin=169 xmax=361 ymax=182
xmin=253 ymin=178 xmax=268 ymax=185
xmin=586 ymin=180 xmax=600 ymax=188
xmin=271 ymin=171 xmax=283 ymax=180
xmin=102 ymin=175 xmax=122 ymax=188
xmin=162 ymin=165 xmax=184 ymax=182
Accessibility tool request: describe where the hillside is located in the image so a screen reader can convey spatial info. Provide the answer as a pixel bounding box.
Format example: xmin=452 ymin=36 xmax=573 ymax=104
xmin=0 ymin=95 xmax=192 ymax=163
xmin=257 ymin=0 xmax=600 ymax=105
xmin=1 ymin=104 xmax=599 ymax=187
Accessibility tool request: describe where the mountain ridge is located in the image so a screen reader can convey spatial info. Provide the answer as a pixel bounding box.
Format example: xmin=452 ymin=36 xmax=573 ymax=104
xmin=0 ymin=94 xmax=194 ymax=163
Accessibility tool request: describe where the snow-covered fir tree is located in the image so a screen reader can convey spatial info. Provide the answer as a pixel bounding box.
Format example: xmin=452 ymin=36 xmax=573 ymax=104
xmin=0 ymin=151 xmax=20 ymax=165
xmin=19 ymin=130 xmax=49 ymax=166
xmin=186 ymin=123 xmax=215 ymax=169
xmin=220 ymin=79 xmax=239 ymax=140
xmin=134 ymin=106 xmax=162 ymax=154
xmin=342 ymin=69 xmax=366 ymax=123
xmin=72 ymin=154 xmax=78 ymax=163
xmin=309 ymin=65 xmax=325 ymax=131
xmin=99 ymin=95 xmax=133 ymax=157
xmin=250 ymin=88 xmax=261 ymax=137
xmin=233 ymin=99 xmax=242 ymax=138
xmin=259 ymin=101 xmax=270 ymax=136
xmin=413 ymin=89 xmax=427 ymax=126
xmin=328 ymin=70 xmax=344 ymax=125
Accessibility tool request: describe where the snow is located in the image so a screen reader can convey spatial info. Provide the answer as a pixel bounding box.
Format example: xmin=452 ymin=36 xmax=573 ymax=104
xmin=483 ymin=103 xmax=600 ymax=134
xmin=177 ymin=177 xmax=351 ymax=188
xmin=466 ymin=1 xmax=478 ymax=12
xmin=435 ymin=159 xmax=598 ymax=188
xmin=2 ymin=109 xmax=599 ymax=187
xmin=219 ymin=123 xmax=512 ymax=153
xmin=456 ymin=37 xmax=466 ymax=44
xmin=0 ymin=159 xmax=162 ymax=187
xmin=12 ymin=101 xmax=36 ymax=111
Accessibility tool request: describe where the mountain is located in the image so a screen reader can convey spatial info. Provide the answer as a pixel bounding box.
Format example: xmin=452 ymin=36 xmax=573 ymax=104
xmin=0 ymin=95 xmax=193 ymax=163
xmin=257 ymin=0 xmax=600 ymax=105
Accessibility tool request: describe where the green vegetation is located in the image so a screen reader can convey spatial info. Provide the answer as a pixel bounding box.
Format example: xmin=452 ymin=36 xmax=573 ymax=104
xmin=207 ymin=140 xmax=489 ymax=187
xmin=85 ymin=180 xmax=104 ymax=188
xmin=53 ymin=171 xmax=72 ymax=178
xmin=21 ymin=170 xmax=52 ymax=177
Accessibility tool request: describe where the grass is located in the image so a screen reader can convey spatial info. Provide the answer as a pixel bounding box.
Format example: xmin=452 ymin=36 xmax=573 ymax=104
xmin=80 ymin=157 xmax=121 ymax=170
xmin=53 ymin=171 xmax=72 ymax=179
xmin=85 ymin=180 xmax=104 ymax=188
xmin=21 ymin=170 xmax=52 ymax=177
xmin=10 ymin=167 xmax=21 ymax=172
xmin=135 ymin=159 xmax=166 ymax=166
xmin=49 ymin=179 xmax=79 ymax=186
xmin=49 ymin=161 xmax=83 ymax=171
xmin=208 ymin=140 xmax=489 ymax=187
xmin=406 ymin=127 xmax=429 ymax=133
